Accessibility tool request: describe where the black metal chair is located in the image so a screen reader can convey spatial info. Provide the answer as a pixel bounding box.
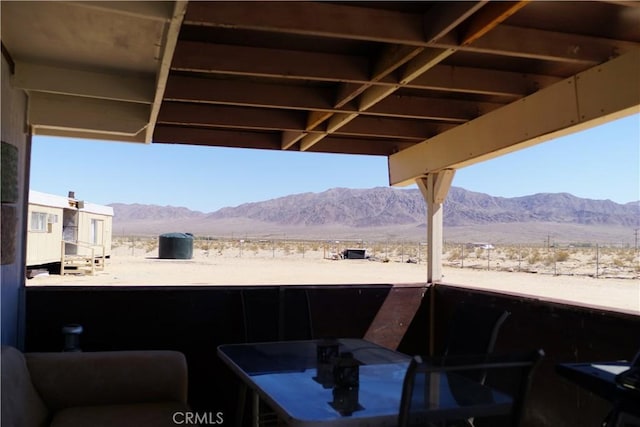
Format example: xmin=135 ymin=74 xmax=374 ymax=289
xmin=443 ymin=303 xmax=511 ymax=359
xmin=398 ymin=349 xmax=545 ymax=427
xmin=606 ymin=348 xmax=640 ymax=427
xmin=439 ymin=303 xmax=511 ymax=389
xmin=235 ymin=288 xmax=315 ymax=427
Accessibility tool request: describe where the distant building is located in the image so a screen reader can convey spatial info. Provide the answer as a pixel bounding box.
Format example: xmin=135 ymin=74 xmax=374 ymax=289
xmin=27 ymin=191 xmax=113 ymax=274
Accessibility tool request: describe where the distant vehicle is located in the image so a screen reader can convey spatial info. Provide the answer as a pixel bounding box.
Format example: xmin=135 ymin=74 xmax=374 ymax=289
xmin=341 ymin=248 xmax=367 ymax=259
xmin=466 ymin=242 xmax=494 ymax=250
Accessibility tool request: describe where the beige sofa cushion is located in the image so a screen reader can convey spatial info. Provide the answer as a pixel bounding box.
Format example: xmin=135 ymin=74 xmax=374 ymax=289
xmin=0 ymin=346 xmax=50 ymax=427
xmin=26 ymin=350 xmax=188 ymax=411
xmin=50 ymin=401 xmax=190 ymax=427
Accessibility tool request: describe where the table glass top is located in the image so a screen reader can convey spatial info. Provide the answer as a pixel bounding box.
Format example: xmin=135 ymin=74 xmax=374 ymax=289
xmin=218 ymin=339 xmax=512 ymax=426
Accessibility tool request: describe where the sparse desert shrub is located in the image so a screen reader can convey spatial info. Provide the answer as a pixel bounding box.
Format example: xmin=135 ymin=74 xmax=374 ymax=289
xmin=145 ymin=239 xmax=158 ymax=253
xmin=505 ymin=248 xmax=519 ymax=260
xmin=448 ymin=248 xmax=463 ymax=261
xmin=214 ymin=241 xmax=226 ymax=252
xmin=370 ymin=244 xmax=383 ymax=257
xmin=194 ymin=239 xmax=212 ymax=251
xmin=475 ymin=248 xmax=484 ymax=258
xmin=528 ymin=249 xmax=541 ymax=265
xmin=555 ymin=250 xmax=570 ymax=262
xmin=613 ymin=258 xmax=625 ymax=268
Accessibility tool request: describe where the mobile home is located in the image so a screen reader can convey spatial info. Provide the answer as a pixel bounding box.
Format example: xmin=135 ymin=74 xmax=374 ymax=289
xmin=27 ymin=191 xmax=113 ymax=273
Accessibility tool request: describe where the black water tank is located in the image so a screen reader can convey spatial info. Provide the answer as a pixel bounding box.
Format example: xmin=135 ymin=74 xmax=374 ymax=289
xmin=158 ymin=232 xmax=194 ymax=259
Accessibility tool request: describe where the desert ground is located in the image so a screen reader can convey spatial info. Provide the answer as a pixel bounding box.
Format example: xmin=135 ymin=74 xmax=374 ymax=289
xmin=28 ymin=238 xmax=640 ymax=314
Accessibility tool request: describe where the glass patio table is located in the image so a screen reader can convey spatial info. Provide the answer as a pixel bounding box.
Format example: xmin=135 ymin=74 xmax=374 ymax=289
xmin=217 ymin=338 xmax=512 ymax=427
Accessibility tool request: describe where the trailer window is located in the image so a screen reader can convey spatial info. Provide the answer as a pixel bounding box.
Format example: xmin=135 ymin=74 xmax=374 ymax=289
xmin=30 ymin=212 xmax=48 ymax=232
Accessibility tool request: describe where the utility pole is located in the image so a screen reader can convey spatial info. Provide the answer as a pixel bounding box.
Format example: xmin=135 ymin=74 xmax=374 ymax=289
xmin=634 ymin=228 xmax=639 ymax=264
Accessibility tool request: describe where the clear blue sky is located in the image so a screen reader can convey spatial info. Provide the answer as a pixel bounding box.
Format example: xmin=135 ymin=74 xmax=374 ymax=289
xmin=30 ymin=114 xmax=639 ymax=213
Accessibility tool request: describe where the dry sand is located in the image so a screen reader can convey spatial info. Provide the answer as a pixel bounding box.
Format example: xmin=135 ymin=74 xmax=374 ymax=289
xmin=28 ymin=245 xmax=640 ymax=315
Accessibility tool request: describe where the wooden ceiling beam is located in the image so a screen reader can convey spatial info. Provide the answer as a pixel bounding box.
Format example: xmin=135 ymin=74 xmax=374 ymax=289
xmin=171 ymin=41 xmax=370 ymax=83
xmin=449 ymin=25 xmax=636 ymax=64
xmin=62 ymin=1 xmax=175 ymax=21
xmin=337 ymin=116 xmax=454 ymax=140
xmin=306 ymin=136 xmax=415 ymax=156
xmin=154 ymin=125 xmax=282 ymax=150
xmin=281 ymin=131 xmax=306 ymax=150
xmin=164 ymin=76 xmax=335 ymax=111
xmin=389 ymin=49 xmax=640 ymax=185
xmin=29 ymin=92 xmax=149 ymax=136
xmin=459 ymin=1 xmax=531 ymax=45
xmin=298 ymin=1 xmax=487 ymax=151
xmin=157 ymin=102 xmax=307 ymax=131
xmin=409 ymin=65 xmax=562 ymax=97
xmin=423 ymin=1 xmax=488 ymax=42
xmin=300 ymin=0 xmax=521 ymax=151
xmin=184 ymin=2 xmax=426 ymax=45
xmin=13 ymin=61 xmax=155 ymax=103
xmin=145 ymin=0 xmax=188 ymax=143
xmin=164 ymin=76 xmax=492 ymax=123
xmin=369 ymin=95 xmax=501 ymax=122
xmin=172 ymin=41 xmax=560 ymax=97
xmin=302 ymin=45 xmax=424 ymax=145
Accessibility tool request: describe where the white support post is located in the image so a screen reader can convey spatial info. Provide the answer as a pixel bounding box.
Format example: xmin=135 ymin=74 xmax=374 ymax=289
xmin=416 ymin=169 xmax=455 ymax=356
xmin=416 ymin=170 xmax=455 ymax=284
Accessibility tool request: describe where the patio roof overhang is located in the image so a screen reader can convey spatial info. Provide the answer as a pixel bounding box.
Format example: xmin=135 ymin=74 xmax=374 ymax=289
xmin=2 ymin=1 xmax=638 ymax=183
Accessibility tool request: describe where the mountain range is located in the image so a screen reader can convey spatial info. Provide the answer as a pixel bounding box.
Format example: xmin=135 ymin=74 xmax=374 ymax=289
xmin=109 ymin=187 xmax=639 ymax=244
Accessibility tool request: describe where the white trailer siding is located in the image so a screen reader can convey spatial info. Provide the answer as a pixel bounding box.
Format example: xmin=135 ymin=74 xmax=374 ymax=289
xmin=76 ymin=207 xmax=113 ymax=255
xmin=27 ymin=191 xmax=113 ymax=267
xmin=27 ymin=202 xmax=64 ymax=265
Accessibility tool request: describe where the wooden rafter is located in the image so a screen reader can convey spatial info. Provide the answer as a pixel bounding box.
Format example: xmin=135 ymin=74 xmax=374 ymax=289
xmin=296 ymin=0 xmax=532 ymax=151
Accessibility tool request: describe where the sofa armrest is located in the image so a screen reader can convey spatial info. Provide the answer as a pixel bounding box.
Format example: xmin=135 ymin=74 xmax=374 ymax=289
xmin=26 ymin=350 xmax=188 ymax=411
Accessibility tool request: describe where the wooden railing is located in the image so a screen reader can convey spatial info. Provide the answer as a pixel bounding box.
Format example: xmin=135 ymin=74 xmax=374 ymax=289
xmin=60 ymin=241 xmax=106 ymax=275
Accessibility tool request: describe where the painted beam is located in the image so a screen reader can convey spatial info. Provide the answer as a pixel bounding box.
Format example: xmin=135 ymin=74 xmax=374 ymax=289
xmin=13 ymin=61 xmax=155 ymax=103
xmin=422 ymin=1 xmax=488 ymax=43
xmin=145 ymin=1 xmax=188 ymax=143
xmin=165 ymin=70 xmax=544 ymax=115
xmin=369 ymin=95 xmax=500 ymax=122
xmin=456 ymin=25 xmax=636 ymax=64
xmin=337 ymin=116 xmax=448 ymax=140
xmin=410 ymin=65 xmax=561 ymax=97
xmin=154 ymin=125 xmax=281 ymax=149
xmin=39 ymin=128 xmax=147 ymax=144
xmin=305 ymin=136 xmax=415 ymax=156
xmin=169 ymin=40 xmax=552 ymax=98
xmin=389 ymin=49 xmax=640 ymax=186
xmin=459 ymin=1 xmax=530 ymax=45
xmin=157 ymin=102 xmax=307 ymax=131
xmin=29 ymin=93 xmax=149 ymax=136
xmin=281 ymin=131 xmax=306 ymax=150
xmin=301 ymin=0 xmax=526 ymax=151
xmin=172 ymin=41 xmax=370 ymax=83
xmin=183 ymin=1 xmax=632 ymax=66
xmin=303 ymin=44 xmax=423 ymax=150
xmin=184 ymin=2 xmax=426 ymax=45
xmin=164 ymin=75 xmax=335 ymax=111
xmin=64 ymin=1 xmax=174 ymax=21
